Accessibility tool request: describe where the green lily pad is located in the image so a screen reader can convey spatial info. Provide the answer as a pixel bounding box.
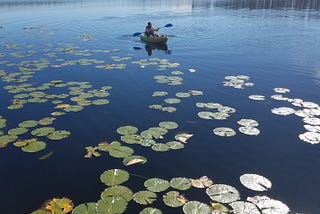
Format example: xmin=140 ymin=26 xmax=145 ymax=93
xmin=206 ymin=184 xmax=240 ymax=203
xmin=51 ymin=111 xmax=66 ymax=116
xmin=8 ymin=127 xmax=28 ymax=135
xmin=159 ymin=121 xmax=178 ymax=130
xmin=175 ymin=92 xmax=190 ymax=98
xmin=47 ymin=130 xmax=71 ymax=140
xmin=152 ymin=91 xmax=168 ymax=97
xmin=101 ymin=185 xmax=133 ymax=202
xmin=64 ymin=105 xmax=84 ymax=112
xmin=100 ymin=169 xmax=129 ymax=186
xmin=210 ymin=202 xmax=230 ymax=213
xmin=72 ymin=202 xmax=97 ymax=214
xmin=141 ymin=127 xmax=168 ymax=139
xmin=31 ymin=127 xmax=55 ymax=137
xmin=138 ymin=138 xmax=156 ymax=147
xmin=151 ymin=143 xmax=170 ymax=152
xmin=0 ymin=135 xmax=18 ymax=145
xmin=133 ymin=191 xmax=157 ymax=205
xmin=123 ymin=155 xmax=147 ymax=166
xmin=161 ymin=106 xmax=176 ymax=113
xmin=139 ymin=207 xmax=162 ymax=214
xmin=149 ymin=104 xmax=162 ymax=110
xmin=166 ymin=141 xmax=184 ymax=150
xmin=144 ymin=178 xmax=170 ymax=192
xmin=240 ymin=174 xmax=272 ymax=191
xmin=117 ymin=126 xmax=138 ymax=135
xmin=229 ymin=201 xmax=261 ymax=214
xmin=97 ymin=142 xmax=110 ymax=151
xmin=96 ymin=197 xmax=127 ymax=214
xmin=121 ymin=134 xmax=143 ymax=144
xmin=18 ymin=120 xmax=39 ymax=128
xmin=38 ymin=117 xmax=56 ymax=126
xmin=92 ymin=99 xmax=109 ymax=105
xmin=164 ymin=98 xmax=181 ymax=104
xmin=21 ymin=140 xmax=46 ymax=153
xmin=182 ymin=201 xmax=211 ymax=214
xmin=109 ymin=146 xmax=134 ymax=158
xmin=170 ymin=177 xmax=191 ymax=190
xmin=163 ymin=191 xmax=185 ymax=207
xmin=0 ymin=117 xmax=7 ymax=129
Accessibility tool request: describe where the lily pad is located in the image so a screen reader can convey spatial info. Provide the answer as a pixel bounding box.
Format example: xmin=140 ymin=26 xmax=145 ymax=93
xmin=47 ymin=130 xmax=71 ymax=140
xmin=8 ymin=127 xmax=28 ymax=135
xmin=96 ymin=197 xmax=127 ymax=214
xmin=31 ymin=127 xmax=55 ymax=137
xmin=133 ymin=191 xmax=157 ymax=205
xmin=72 ymin=202 xmax=97 ymax=214
xmin=240 ymin=174 xmax=272 ymax=191
xmin=21 ymin=140 xmax=46 ymax=153
xmin=123 ymin=155 xmax=147 ymax=166
xmin=170 ymin=177 xmax=191 ymax=190
xmin=299 ymin=131 xmax=320 ymax=144
xmin=247 ymin=195 xmax=290 ymax=214
xmin=43 ymin=197 xmax=74 ymax=214
xmin=239 ymin=127 xmax=260 ymax=136
xmin=163 ymin=191 xmax=186 ymax=207
xmin=213 ymin=127 xmax=236 ymax=137
xmin=144 ymin=178 xmax=170 ymax=192
xmin=121 ymin=134 xmax=143 ymax=144
xmin=92 ymin=99 xmax=109 ymax=105
xmin=18 ymin=120 xmax=38 ymax=128
xmin=100 ymin=169 xmax=129 ymax=186
xmin=166 ymin=141 xmax=184 ymax=150
xmin=190 ymin=176 xmax=213 ymax=188
xmin=206 ymin=184 xmax=240 ymax=203
xmin=109 ymin=146 xmax=134 ymax=158
xmin=151 ymin=143 xmax=170 ymax=152
xmin=139 ymin=207 xmax=162 ymax=214
xmin=176 ymin=92 xmax=191 ymax=98
xmin=303 ymin=117 xmax=320 ymax=126
xmin=274 ymin=88 xmax=290 ymax=93
xmin=229 ymin=201 xmax=261 ymax=214
xmin=84 ymin=146 xmax=101 ymax=158
xmin=117 ymin=126 xmax=138 ymax=135
xmin=210 ymin=202 xmax=230 ymax=213
xmin=237 ymin=119 xmax=259 ymax=127
xmin=182 ymin=201 xmax=211 ymax=214
xmin=159 ymin=121 xmax=178 ymax=130
xmin=249 ymin=95 xmax=265 ymax=101
xmin=164 ymin=98 xmax=181 ymax=104
xmin=38 ymin=117 xmax=56 ymax=126
xmin=152 ymin=91 xmax=168 ymax=97
xmin=101 ymin=185 xmax=133 ymax=202
xmin=271 ymin=107 xmax=295 ymax=116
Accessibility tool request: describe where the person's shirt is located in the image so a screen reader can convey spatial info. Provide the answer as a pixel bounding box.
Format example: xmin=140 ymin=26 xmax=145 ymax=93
xmin=145 ymin=26 xmax=156 ymax=36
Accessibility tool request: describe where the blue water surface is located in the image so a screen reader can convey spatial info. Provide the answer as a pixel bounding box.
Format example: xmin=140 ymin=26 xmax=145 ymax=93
xmin=1 ymin=0 xmax=320 ymax=213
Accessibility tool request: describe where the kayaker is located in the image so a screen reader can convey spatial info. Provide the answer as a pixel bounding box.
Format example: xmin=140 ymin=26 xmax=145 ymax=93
xmin=145 ymin=22 xmax=159 ymax=37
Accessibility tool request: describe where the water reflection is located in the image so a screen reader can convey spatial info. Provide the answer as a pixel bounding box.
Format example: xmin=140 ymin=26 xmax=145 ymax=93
xmin=1 ymin=0 xmax=319 ymax=10
xmin=145 ymin=43 xmax=170 ymax=56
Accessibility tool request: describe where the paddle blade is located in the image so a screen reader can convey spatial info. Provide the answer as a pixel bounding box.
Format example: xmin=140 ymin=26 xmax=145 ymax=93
xmin=164 ymin=23 xmax=173 ymax=27
xmin=133 ymin=32 xmax=142 ymax=37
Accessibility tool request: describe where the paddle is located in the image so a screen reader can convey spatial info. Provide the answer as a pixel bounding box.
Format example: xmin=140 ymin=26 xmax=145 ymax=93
xmin=133 ymin=23 xmax=173 ymax=37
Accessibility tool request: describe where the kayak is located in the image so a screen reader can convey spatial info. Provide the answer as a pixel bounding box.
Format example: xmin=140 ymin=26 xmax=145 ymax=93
xmin=140 ymin=33 xmax=168 ymax=44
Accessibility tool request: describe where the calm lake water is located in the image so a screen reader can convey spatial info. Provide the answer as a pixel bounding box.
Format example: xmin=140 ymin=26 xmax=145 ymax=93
xmin=1 ymin=0 xmax=320 ymax=213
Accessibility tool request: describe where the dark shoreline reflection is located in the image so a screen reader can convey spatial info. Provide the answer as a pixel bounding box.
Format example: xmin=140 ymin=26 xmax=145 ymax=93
xmin=0 ymin=0 xmax=319 ymax=10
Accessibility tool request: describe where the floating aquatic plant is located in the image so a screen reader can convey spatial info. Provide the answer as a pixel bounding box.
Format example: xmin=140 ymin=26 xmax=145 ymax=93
xmin=299 ymin=131 xmax=320 ymax=144
xmin=31 ymin=127 xmax=55 ymax=137
xmin=190 ymin=176 xmax=213 ymax=189
xmin=47 ymin=130 xmax=71 ymax=140
xmin=271 ymin=107 xmax=295 ymax=116
xmin=240 ymin=174 xmax=272 ymax=191
xmin=101 ymin=185 xmax=133 ymax=202
xmin=144 ymin=178 xmax=170 ymax=192
xmin=140 ymin=207 xmax=162 ymax=214
xmin=213 ymin=127 xmax=236 ymax=137
xmin=249 ymin=95 xmax=266 ymax=101
xmin=206 ymin=184 xmax=240 ymax=203
xmin=123 ymin=155 xmax=147 ymax=166
xmin=100 ymin=169 xmax=129 ymax=186
xmin=163 ymin=191 xmax=186 ymax=207
xmin=170 ymin=177 xmax=192 ymax=191
xmin=84 ymin=146 xmax=101 ymax=158
xmin=274 ymin=88 xmax=290 ymax=93
xmin=133 ymin=191 xmax=157 ymax=205
xmin=182 ymin=201 xmax=211 ymax=214
xmin=117 ymin=126 xmax=138 ymax=135
xmin=239 ymin=126 xmax=260 ymax=136
xmin=8 ymin=127 xmax=28 ymax=135
xmin=229 ymin=201 xmax=260 ymax=214
xmin=247 ymin=195 xmax=290 ymax=214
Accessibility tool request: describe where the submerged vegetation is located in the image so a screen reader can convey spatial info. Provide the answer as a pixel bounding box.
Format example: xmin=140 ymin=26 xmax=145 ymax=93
xmin=0 ymin=22 xmax=319 ymax=214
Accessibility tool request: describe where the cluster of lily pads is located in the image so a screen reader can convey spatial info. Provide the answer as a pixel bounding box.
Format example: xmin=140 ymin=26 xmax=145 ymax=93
xmin=223 ymin=75 xmax=254 ymax=89
xmin=84 ymin=122 xmax=193 ymax=163
xmin=132 ymin=58 xmax=180 ymax=70
xmin=31 ymin=169 xmax=290 ymax=214
xmin=196 ymin=102 xmax=236 ymax=120
xmin=0 ymin=116 xmax=70 ymax=153
xmin=270 ymin=88 xmax=320 ymax=144
xmin=149 ymin=89 xmax=203 ymax=113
